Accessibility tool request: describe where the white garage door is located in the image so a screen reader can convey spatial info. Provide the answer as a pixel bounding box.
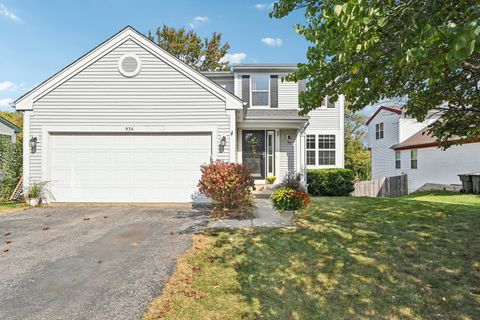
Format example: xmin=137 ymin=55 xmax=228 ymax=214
xmin=50 ymin=133 xmax=211 ymax=203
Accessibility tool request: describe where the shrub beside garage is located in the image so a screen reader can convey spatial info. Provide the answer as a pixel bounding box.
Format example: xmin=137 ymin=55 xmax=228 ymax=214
xmin=307 ymin=169 xmax=355 ymax=196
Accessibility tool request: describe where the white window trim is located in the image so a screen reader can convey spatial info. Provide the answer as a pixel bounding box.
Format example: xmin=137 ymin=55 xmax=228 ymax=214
xmin=395 ymin=151 xmax=401 ymax=169
xmin=306 ymin=134 xmax=316 ymax=166
xmin=305 ymin=132 xmax=338 ymax=168
xmin=250 ymin=74 xmax=270 ymax=108
xmin=410 ymin=149 xmax=418 ymax=169
xmin=319 ymin=96 xmax=336 ymax=109
xmin=375 ymin=122 xmax=384 ymax=140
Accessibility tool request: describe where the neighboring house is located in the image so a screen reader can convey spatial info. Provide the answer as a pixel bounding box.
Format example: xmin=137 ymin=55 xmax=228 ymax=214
xmin=14 ymin=26 xmax=344 ymax=203
xmin=0 ymin=116 xmax=21 ymax=143
xmin=367 ymin=106 xmax=480 ymax=192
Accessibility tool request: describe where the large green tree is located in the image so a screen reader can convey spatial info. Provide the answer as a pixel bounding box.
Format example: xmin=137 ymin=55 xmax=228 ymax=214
xmin=271 ymin=0 xmax=480 ymax=148
xmin=344 ymin=108 xmax=371 ymax=181
xmin=148 ymin=25 xmax=230 ymax=71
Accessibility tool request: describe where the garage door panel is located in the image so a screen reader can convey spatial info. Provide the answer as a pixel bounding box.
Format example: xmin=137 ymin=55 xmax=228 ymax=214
xmin=50 ymin=133 xmax=211 ymax=202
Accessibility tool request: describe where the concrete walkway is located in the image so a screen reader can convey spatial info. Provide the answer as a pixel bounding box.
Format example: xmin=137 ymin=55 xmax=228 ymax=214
xmin=208 ymin=198 xmax=294 ymax=228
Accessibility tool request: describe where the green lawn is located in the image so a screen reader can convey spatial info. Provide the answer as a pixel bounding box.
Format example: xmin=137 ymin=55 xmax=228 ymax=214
xmin=145 ymin=193 xmax=480 ymax=320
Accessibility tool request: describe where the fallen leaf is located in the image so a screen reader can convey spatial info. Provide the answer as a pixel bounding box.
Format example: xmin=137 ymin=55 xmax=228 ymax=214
xmin=206 ymin=256 xmax=214 ymax=263
xmin=98 ymin=260 xmax=102 ymax=264
xmin=4 ymin=232 xmax=11 ymax=236
xmin=46 ymin=214 xmax=51 ymax=217
xmin=42 ymin=227 xmax=49 ymax=231
xmin=192 ymin=266 xmax=201 ymax=273
xmin=6 ymin=240 xmax=12 ymax=244
xmin=3 ymin=249 xmax=8 ymax=252
xmin=103 ymin=216 xmax=108 ymax=219
xmin=83 ymin=217 xmax=90 ymax=221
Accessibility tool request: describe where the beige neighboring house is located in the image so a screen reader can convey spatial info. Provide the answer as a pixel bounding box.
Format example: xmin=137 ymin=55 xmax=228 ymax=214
xmin=0 ymin=116 xmax=21 ymax=143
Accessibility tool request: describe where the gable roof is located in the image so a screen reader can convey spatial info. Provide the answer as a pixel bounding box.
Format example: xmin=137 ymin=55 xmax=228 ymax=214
xmin=14 ymin=26 xmax=244 ymax=111
xmin=0 ymin=116 xmax=21 ymax=133
xmin=391 ymin=127 xmax=480 ymax=151
xmin=366 ymin=106 xmax=403 ymax=125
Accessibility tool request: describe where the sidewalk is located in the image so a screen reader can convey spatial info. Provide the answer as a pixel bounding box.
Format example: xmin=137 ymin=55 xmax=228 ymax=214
xmin=208 ymin=198 xmax=294 ymax=228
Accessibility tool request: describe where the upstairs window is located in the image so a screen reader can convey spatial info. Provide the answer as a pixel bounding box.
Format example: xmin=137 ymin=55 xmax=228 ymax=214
xmin=411 ymin=149 xmax=418 ymax=169
xmin=251 ymin=75 xmax=269 ymax=106
xmin=321 ymin=97 xmax=336 ymax=108
xmin=395 ymin=151 xmax=401 ymax=169
xmin=375 ymin=122 xmax=384 ymax=140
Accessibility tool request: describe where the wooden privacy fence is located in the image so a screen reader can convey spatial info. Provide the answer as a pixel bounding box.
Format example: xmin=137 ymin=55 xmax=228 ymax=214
xmin=352 ymin=174 xmax=408 ymax=197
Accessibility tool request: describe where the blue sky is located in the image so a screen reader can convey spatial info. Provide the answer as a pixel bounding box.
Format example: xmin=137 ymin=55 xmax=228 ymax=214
xmin=0 ymin=0 xmax=309 ymax=111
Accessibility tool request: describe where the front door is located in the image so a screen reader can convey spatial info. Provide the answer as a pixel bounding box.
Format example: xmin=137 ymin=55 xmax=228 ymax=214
xmin=242 ymin=130 xmax=266 ymax=179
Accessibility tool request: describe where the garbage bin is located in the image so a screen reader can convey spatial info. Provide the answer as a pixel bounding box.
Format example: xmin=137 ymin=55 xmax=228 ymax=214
xmin=458 ymin=174 xmax=473 ymax=193
xmin=471 ymin=173 xmax=480 ymax=194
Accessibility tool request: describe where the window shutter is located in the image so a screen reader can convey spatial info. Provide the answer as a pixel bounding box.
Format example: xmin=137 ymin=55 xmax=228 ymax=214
xmin=270 ymin=75 xmax=278 ymax=108
xmin=242 ymin=75 xmax=250 ymax=107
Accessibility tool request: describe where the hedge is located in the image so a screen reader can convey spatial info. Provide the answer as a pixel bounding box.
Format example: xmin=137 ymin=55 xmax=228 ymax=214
xmin=307 ymin=169 xmax=355 ymax=196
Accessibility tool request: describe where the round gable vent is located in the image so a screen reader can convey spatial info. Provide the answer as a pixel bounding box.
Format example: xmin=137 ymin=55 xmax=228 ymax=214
xmin=118 ymin=53 xmax=141 ymax=77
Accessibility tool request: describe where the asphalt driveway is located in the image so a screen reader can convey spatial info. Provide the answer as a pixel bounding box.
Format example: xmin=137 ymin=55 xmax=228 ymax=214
xmin=0 ymin=205 xmax=208 ymax=320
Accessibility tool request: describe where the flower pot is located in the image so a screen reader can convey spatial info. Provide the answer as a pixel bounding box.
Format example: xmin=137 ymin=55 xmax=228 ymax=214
xmin=27 ymin=198 xmax=41 ymax=207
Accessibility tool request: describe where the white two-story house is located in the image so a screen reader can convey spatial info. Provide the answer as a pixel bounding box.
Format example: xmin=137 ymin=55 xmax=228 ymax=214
xmin=14 ymin=26 xmax=344 ymax=203
xmin=367 ymin=106 xmax=480 ymax=192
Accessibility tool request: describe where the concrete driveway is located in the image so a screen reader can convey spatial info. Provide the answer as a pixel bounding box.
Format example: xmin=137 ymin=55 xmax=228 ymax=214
xmin=0 ymin=205 xmax=208 ymax=320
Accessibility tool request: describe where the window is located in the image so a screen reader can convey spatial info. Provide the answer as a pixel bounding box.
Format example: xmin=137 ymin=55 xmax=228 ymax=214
xmin=306 ymin=135 xmax=316 ymax=165
xmin=375 ymin=122 xmax=384 ymax=140
xmin=411 ymin=149 xmax=418 ymax=169
xmin=318 ymin=135 xmax=336 ymax=165
xmin=321 ymin=97 xmax=336 ymax=108
xmin=395 ymin=151 xmax=401 ymax=169
xmin=251 ymin=75 xmax=269 ymax=106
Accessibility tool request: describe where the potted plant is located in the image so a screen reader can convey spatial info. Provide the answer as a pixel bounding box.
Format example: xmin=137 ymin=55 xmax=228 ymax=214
xmin=25 ymin=181 xmax=53 ymax=207
xmin=267 ymin=175 xmax=276 ymax=185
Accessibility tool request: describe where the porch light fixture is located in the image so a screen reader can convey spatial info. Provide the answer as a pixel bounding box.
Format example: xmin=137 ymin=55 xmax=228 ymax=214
xmin=220 ymin=136 xmax=227 ymax=147
xmin=29 ymin=136 xmax=38 ymax=153
xmin=287 ymin=134 xmax=292 ymax=144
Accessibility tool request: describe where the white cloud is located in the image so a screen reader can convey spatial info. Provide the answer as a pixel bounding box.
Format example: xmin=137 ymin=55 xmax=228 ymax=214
xmin=261 ymin=37 xmax=283 ymax=47
xmin=0 ymin=3 xmax=22 ymax=22
xmin=0 ymin=81 xmax=15 ymax=91
xmin=255 ymin=3 xmax=274 ymax=10
xmin=220 ymin=53 xmax=247 ymax=64
xmin=189 ymin=16 xmax=209 ymax=28
xmin=0 ymin=98 xmax=13 ymax=107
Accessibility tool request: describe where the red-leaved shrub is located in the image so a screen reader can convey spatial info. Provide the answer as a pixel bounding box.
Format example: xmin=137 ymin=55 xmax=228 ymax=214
xmin=198 ymin=160 xmax=255 ymax=209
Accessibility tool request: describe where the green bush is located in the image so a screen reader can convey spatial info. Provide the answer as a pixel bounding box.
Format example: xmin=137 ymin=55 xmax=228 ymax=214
xmin=307 ymin=169 xmax=355 ymax=196
xmin=271 ymin=187 xmax=310 ymax=211
xmin=0 ymin=136 xmax=23 ymax=199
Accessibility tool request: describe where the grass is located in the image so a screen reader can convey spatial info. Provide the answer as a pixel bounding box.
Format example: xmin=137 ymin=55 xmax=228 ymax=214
xmin=144 ymin=192 xmax=480 ymax=320
xmin=0 ymin=200 xmax=27 ymax=215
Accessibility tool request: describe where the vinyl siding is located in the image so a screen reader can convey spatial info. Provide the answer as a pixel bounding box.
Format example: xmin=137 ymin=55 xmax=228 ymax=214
xmin=279 ymin=129 xmax=296 ymax=179
xmin=367 ymin=110 xmax=401 ymax=180
xmin=307 ymin=100 xmax=342 ymax=130
xmin=29 ymin=39 xmax=231 ymax=181
xmin=0 ymin=123 xmax=16 ymax=142
xmin=398 ymin=143 xmax=480 ymax=192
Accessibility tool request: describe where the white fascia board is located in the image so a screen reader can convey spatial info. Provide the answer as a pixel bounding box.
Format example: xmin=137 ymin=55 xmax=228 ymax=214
xmin=15 ymin=27 xmax=243 ymax=111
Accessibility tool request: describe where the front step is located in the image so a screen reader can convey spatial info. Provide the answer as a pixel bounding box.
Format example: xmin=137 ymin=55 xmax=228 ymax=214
xmin=253 ymin=184 xmax=273 ymax=198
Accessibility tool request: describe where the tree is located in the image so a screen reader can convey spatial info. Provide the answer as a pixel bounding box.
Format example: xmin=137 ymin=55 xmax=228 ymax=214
xmin=148 ymin=25 xmax=230 ymax=71
xmin=344 ymin=108 xmax=371 ymax=181
xmin=271 ymin=0 xmax=480 ymax=148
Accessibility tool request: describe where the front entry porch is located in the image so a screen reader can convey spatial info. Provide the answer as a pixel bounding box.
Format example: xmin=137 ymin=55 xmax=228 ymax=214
xmin=237 ymin=127 xmax=304 ymax=185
